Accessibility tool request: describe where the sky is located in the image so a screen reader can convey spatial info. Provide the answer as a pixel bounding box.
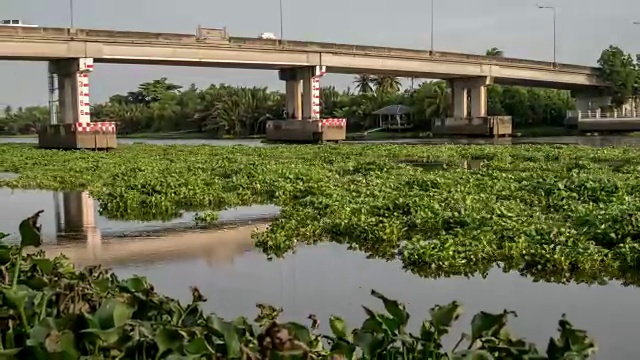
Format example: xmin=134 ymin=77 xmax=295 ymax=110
xmin=1 ymin=0 xmax=639 ymax=107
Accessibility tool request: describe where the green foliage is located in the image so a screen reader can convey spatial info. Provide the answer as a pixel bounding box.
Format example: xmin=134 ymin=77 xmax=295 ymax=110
xmin=2 ymin=144 xmax=640 ymax=286
xmin=1 ymin=75 xmax=574 ymax=136
xmin=0 ymin=213 xmax=597 ymax=358
xmin=597 ymin=45 xmax=639 ymax=107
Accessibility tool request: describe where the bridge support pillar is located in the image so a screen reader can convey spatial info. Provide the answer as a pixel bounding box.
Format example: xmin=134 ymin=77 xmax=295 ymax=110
xmin=574 ymin=91 xmax=611 ymax=113
xmin=39 ymin=58 xmax=117 ymax=149
xmin=279 ymin=66 xmax=326 ymax=119
xmin=284 ymin=79 xmax=302 ymax=119
xmin=49 ymin=58 xmax=93 ymax=124
xmin=449 ymin=76 xmax=492 ymax=118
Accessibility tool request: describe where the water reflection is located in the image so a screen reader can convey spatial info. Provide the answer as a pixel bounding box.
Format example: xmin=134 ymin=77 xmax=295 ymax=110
xmin=0 ymin=188 xmax=278 ymax=237
xmin=6 ymin=134 xmax=640 ymax=147
xmin=1 ymin=188 xmax=639 ymax=356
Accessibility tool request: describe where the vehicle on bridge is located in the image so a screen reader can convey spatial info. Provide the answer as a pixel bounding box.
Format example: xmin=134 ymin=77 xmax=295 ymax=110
xmin=258 ymin=32 xmax=277 ymax=40
xmin=0 ymin=19 xmax=38 ymax=27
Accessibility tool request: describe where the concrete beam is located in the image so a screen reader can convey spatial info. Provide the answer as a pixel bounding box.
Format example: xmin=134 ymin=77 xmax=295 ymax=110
xmin=0 ymin=32 xmax=606 ymax=89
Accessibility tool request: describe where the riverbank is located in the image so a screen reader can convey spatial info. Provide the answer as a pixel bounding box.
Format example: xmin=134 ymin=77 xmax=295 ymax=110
xmin=0 ymin=126 xmax=575 ymax=142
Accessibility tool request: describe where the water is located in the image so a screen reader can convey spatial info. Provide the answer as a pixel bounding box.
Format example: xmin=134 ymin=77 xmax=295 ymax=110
xmin=2 ymin=136 xmax=640 ymax=357
xmin=0 ymin=187 xmax=637 ymax=358
xmin=5 ymin=134 xmax=640 ymax=147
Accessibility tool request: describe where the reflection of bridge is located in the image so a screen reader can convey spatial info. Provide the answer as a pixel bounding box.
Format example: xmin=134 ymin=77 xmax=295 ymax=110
xmin=44 ymin=191 xmax=267 ymax=267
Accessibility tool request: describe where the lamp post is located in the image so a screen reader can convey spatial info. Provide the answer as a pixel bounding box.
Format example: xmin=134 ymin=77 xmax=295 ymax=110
xmin=537 ymin=4 xmax=556 ymax=65
xmin=430 ymin=0 xmax=434 ymax=54
xmin=279 ymin=0 xmax=284 ymax=40
xmin=69 ymin=0 xmax=74 ymax=28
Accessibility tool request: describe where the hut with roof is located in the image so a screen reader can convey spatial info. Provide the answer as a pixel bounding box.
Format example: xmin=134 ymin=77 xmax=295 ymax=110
xmin=372 ymin=104 xmax=414 ymax=130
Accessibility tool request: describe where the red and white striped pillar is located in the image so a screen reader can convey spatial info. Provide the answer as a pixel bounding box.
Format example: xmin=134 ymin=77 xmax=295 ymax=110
xmin=76 ymin=58 xmax=93 ymax=123
xmin=310 ymin=66 xmax=326 ymax=120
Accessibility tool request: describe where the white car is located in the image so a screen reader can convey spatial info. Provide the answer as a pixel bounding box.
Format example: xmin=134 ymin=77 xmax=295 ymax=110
xmin=259 ymin=32 xmax=277 ymax=40
xmin=0 ymin=19 xmax=38 ymax=27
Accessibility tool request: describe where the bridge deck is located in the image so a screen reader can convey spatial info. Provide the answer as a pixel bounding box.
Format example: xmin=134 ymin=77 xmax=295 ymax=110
xmin=0 ymin=26 xmax=598 ymax=74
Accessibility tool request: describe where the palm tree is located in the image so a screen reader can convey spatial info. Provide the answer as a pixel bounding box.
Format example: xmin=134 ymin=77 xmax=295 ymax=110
xmin=353 ymin=74 xmax=374 ymax=94
xmin=424 ymin=81 xmax=449 ymax=119
xmin=485 ymin=47 xmax=504 ymax=57
xmin=372 ymin=75 xmax=402 ymax=95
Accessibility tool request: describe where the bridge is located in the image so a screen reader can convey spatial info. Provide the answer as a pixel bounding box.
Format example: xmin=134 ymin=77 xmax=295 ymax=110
xmin=0 ymin=26 xmax=612 ymax=143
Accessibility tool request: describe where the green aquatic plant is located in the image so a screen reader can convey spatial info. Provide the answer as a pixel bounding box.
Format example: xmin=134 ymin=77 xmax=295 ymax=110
xmin=2 ymin=143 xmax=640 ymax=284
xmin=0 ymin=212 xmax=596 ymax=358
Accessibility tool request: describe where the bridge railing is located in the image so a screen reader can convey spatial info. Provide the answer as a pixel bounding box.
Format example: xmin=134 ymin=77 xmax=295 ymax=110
xmin=567 ymin=110 xmax=640 ymax=119
xmin=0 ymin=26 xmax=599 ymax=74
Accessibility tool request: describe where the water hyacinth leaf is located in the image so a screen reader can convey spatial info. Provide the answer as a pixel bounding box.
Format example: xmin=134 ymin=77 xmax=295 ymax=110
xmin=30 ymin=318 xmax=60 ymax=343
xmin=281 ymin=322 xmax=312 ymax=344
xmin=454 ymin=350 xmax=495 ymax=360
xmin=0 ymin=232 xmax=8 ymax=240
xmin=184 ymin=337 xmax=212 ymax=355
xmin=25 ymin=276 xmax=48 ymax=290
xmin=31 ymin=259 xmax=54 ymax=275
xmin=329 ymin=315 xmax=348 ymax=338
xmin=18 ymin=210 xmax=44 ymax=248
xmin=155 ymin=328 xmax=184 ymax=355
xmin=0 ymin=248 xmax=11 ymax=264
xmin=370 ymin=289 xmax=409 ymax=326
xmin=93 ymin=299 xmax=134 ymax=329
xmin=207 ymin=315 xmax=241 ymax=358
xmin=546 ymin=316 xmax=597 ymax=357
xmin=0 ymin=348 xmax=22 ymax=357
xmin=430 ymin=301 xmax=463 ymax=333
xmin=353 ymin=330 xmax=386 ymax=357
xmin=43 ymin=330 xmax=78 ymax=358
xmin=3 ymin=285 xmax=31 ymax=310
xmin=124 ymin=276 xmax=148 ymax=293
xmin=82 ymin=327 xmax=122 ymax=345
xmin=470 ymin=311 xmax=514 ymax=343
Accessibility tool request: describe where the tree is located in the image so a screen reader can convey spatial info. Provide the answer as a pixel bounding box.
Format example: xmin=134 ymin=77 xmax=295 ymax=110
xmin=597 ymin=45 xmax=639 ymax=108
xmin=3 ymin=63 xmax=590 ymax=136
xmin=372 ymin=75 xmax=401 ymax=95
xmin=353 ymin=74 xmax=374 ymax=94
xmin=486 ymin=47 xmax=504 ymax=57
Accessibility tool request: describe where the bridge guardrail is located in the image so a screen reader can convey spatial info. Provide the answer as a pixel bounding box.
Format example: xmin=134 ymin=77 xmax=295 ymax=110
xmin=567 ymin=110 xmax=640 ymax=119
xmin=0 ymin=26 xmax=598 ymax=75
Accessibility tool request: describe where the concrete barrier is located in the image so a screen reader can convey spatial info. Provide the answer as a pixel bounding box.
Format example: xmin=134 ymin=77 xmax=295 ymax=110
xmin=432 ymin=116 xmax=513 ymax=137
xmin=265 ymin=119 xmax=346 ymax=142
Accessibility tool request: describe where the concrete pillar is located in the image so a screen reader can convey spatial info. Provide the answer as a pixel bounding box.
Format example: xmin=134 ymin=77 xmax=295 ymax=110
xmin=451 ymin=81 xmax=468 ymax=118
xmin=470 ymin=84 xmax=487 ymax=118
xmin=48 ymin=58 xmax=93 ymax=124
xmin=449 ymin=76 xmax=492 ymax=118
xmin=302 ymin=72 xmax=313 ymax=119
xmin=285 ymin=80 xmax=302 ymax=119
xmin=279 ymin=66 xmax=327 ymax=120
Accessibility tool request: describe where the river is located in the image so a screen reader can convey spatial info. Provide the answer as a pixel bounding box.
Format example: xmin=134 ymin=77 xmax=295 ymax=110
xmin=1 ymin=136 xmax=639 ymax=358
xmin=5 ymin=134 xmax=640 ymax=147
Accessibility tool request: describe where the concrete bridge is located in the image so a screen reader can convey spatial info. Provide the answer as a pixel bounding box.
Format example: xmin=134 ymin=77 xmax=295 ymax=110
xmin=0 ymin=26 xmax=610 ymax=136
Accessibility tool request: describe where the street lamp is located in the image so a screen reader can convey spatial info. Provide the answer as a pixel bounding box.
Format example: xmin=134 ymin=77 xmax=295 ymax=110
xmin=279 ymin=0 xmax=284 ymax=40
xmin=537 ymin=4 xmax=556 ymax=65
xmin=69 ymin=0 xmax=74 ymax=28
xmin=430 ymin=0 xmax=434 ymax=54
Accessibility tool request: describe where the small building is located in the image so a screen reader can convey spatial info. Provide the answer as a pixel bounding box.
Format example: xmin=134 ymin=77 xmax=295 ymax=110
xmin=372 ymin=104 xmax=414 ymax=130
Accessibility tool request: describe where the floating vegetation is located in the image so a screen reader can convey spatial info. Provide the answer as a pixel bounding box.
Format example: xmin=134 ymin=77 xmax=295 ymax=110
xmin=0 ymin=213 xmax=597 ymax=358
xmin=2 ymin=143 xmax=640 ymax=285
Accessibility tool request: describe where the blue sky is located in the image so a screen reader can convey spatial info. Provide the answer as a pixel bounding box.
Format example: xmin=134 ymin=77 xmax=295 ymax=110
xmin=0 ymin=0 xmax=638 ymax=107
